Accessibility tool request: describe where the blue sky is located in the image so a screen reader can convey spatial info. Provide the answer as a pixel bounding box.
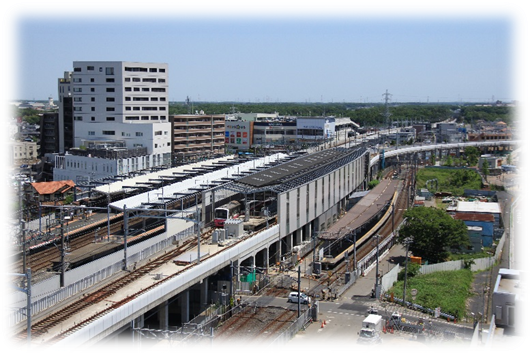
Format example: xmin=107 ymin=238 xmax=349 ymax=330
xmin=5 ymin=2 xmax=523 ymax=103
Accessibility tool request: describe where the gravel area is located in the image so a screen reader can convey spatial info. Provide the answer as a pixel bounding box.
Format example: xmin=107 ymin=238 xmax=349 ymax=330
xmin=214 ymin=305 xmax=296 ymax=343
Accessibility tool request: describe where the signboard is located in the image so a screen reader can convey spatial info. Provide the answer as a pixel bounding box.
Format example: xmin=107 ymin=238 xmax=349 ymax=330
xmin=225 ymin=121 xmax=253 ymax=148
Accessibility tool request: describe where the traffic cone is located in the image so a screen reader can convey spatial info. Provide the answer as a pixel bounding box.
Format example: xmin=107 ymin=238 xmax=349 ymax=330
xmin=383 ymin=325 xmax=387 ymax=334
xmin=321 ymin=321 xmax=325 ymax=328
xmin=324 ymin=320 xmax=327 ymax=325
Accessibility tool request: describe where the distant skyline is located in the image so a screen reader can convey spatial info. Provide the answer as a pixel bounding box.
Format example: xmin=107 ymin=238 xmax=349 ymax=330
xmin=10 ymin=4 xmax=518 ymax=104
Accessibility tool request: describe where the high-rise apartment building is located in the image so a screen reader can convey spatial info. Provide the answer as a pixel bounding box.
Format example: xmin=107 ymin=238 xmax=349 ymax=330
xmin=54 ymin=61 xmax=172 ymax=182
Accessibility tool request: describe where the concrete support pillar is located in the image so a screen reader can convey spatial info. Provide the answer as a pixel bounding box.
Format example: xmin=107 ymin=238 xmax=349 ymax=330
xmin=132 ymin=314 xmax=145 ymax=343
xmin=264 ymin=247 xmax=269 ymax=273
xmin=158 ymin=300 xmax=169 ymax=331
xmin=200 ymin=279 xmax=208 ymax=311
xmin=286 ymin=233 xmax=293 ymax=254
xmin=181 ymin=290 xmax=190 ymax=324
xmin=295 ymin=228 xmax=302 ymax=246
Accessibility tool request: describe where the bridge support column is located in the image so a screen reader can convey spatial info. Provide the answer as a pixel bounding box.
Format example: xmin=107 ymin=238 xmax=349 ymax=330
xmin=285 ymin=233 xmax=293 ymax=254
xmin=294 ymin=228 xmax=302 ymax=246
xmin=158 ymin=300 xmax=168 ymax=331
xmin=180 ymin=290 xmax=189 ymax=324
xmin=132 ymin=314 xmax=144 ymax=343
xmin=200 ymin=279 xmax=208 ymax=312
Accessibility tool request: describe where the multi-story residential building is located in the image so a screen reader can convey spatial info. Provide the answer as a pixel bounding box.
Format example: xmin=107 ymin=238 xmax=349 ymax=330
xmin=170 ymin=114 xmax=225 ymax=162
xmin=54 ymin=61 xmax=172 ymax=182
xmin=57 ymin=71 xmax=75 ymax=153
xmin=11 ymin=141 xmax=38 ymax=164
xmin=39 ymin=112 xmax=60 ymax=156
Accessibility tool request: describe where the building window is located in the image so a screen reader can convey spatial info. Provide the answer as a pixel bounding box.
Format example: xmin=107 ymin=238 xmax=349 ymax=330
xmin=136 ymin=132 xmax=143 ymax=136
xmin=125 ymin=87 xmax=132 ymax=92
xmin=106 ymin=88 xmax=115 ymax=92
xmin=106 ymin=117 xmax=115 ymax=121
xmin=73 ymin=87 xmax=82 ymax=92
xmin=106 ymin=78 xmax=115 ymax=83
xmin=125 ymin=97 xmax=131 ymax=101
xmin=125 ymin=116 xmax=139 ymax=121
xmin=74 ymin=67 xmax=81 ymax=72
xmin=74 ymin=97 xmax=82 ymax=102
xmin=132 ymin=77 xmax=141 ymax=82
xmin=88 ymin=131 xmax=95 ymax=135
xmin=91 ymin=87 xmax=95 ymax=92
xmin=159 ymin=68 xmax=165 ymax=72
xmin=158 ymin=78 xmax=166 ymax=83
xmin=74 ymin=107 xmax=82 ymax=111
xmin=155 ymin=131 xmax=162 ymax=136
xmin=91 ymin=117 xmax=95 ymax=121
xmin=149 ymin=68 xmax=157 ymax=72
xmin=106 ymin=107 xmax=115 ymax=111
xmin=152 ymin=88 xmax=166 ymax=92
xmin=73 ymin=78 xmax=82 ymax=83
xmin=125 ymin=77 xmax=130 ymax=82
xmin=106 ymin=97 xmax=115 ymax=102
xmin=91 ymin=107 xmax=95 ymax=111
xmin=126 ymin=106 xmax=131 ymax=110
xmin=87 ymin=66 xmax=94 ymax=71
xmin=105 ymin=67 xmax=114 ymax=75
xmin=102 ymin=130 xmax=115 ymax=135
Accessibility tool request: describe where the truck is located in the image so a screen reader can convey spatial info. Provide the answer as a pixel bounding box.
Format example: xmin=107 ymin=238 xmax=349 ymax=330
xmin=357 ymin=314 xmax=383 ymax=345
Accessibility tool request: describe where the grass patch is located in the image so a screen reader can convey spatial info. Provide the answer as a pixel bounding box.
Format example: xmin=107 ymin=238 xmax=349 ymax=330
xmin=448 ymin=247 xmax=495 ymax=261
xmin=416 ymin=167 xmax=482 ymax=196
xmin=387 ymin=269 xmax=474 ymax=320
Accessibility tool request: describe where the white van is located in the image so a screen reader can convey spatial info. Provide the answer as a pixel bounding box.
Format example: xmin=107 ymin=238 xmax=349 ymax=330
xmin=287 ymin=292 xmax=311 ymax=304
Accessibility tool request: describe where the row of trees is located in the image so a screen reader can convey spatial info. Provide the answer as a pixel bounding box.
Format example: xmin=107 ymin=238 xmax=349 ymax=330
xmin=13 ymin=103 xmax=513 ymax=128
xmin=458 ymin=105 xmax=514 ymax=125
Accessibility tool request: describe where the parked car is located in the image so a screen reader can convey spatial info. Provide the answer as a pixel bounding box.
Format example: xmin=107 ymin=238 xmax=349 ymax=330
xmin=287 ymin=292 xmax=311 ymax=304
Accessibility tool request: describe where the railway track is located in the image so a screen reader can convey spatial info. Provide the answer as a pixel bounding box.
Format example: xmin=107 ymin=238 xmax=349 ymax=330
xmin=214 ymin=305 xmax=262 ymax=339
xmin=251 ymin=309 xmax=296 ymax=342
xmin=12 ymin=216 xmax=157 ymax=276
xmin=15 ymin=228 xmax=214 ymax=343
xmin=307 ymin=169 xmax=412 ymax=296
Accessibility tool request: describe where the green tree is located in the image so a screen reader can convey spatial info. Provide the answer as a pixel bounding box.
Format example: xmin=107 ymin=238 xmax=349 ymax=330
xmin=481 ymin=160 xmax=490 ymax=176
xmin=397 ymin=207 xmax=469 ymax=263
xmin=464 ymin=146 xmax=480 ymax=167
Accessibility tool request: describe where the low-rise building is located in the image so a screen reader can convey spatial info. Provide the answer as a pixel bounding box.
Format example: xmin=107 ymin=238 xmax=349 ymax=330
xmin=12 ymin=140 xmax=38 ymax=165
xmin=493 ymin=268 xmax=523 ymax=331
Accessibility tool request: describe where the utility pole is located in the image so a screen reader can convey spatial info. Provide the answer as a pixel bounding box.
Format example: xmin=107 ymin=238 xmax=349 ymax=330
xmin=403 ymin=237 xmax=413 ymax=305
xmin=123 ymin=204 xmax=129 ymax=271
xmin=18 ymin=180 xmax=27 ymax=275
xmin=373 ymin=234 xmax=381 ymax=298
xmin=297 ymin=266 xmax=301 ymax=318
xmin=60 ymin=208 xmax=65 ymax=287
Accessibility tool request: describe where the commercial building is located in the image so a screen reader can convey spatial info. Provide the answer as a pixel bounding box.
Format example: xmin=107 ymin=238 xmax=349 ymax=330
xmin=54 ymin=61 xmax=172 ymax=182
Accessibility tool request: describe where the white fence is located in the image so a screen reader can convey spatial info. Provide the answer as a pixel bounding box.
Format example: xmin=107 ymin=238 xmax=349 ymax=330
xmin=10 ymin=224 xmax=195 ymax=327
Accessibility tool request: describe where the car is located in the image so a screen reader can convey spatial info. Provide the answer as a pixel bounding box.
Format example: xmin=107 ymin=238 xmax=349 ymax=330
xmin=287 ymin=292 xmax=311 ymax=304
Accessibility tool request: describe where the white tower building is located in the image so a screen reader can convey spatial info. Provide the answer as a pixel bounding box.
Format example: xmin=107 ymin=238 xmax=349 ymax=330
xmin=54 ymin=61 xmax=172 ymax=183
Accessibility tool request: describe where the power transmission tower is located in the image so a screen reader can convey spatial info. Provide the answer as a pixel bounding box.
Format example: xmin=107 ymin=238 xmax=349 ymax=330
xmin=382 ymin=89 xmax=392 ymax=128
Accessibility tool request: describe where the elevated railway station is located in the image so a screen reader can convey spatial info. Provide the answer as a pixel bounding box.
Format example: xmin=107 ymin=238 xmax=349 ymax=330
xmin=10 ymin=139 xmax=517 ymax=346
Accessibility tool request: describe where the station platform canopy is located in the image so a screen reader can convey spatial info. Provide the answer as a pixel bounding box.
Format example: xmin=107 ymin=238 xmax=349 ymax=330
xmin=107 ymin=153 xmax=289 ymax=211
